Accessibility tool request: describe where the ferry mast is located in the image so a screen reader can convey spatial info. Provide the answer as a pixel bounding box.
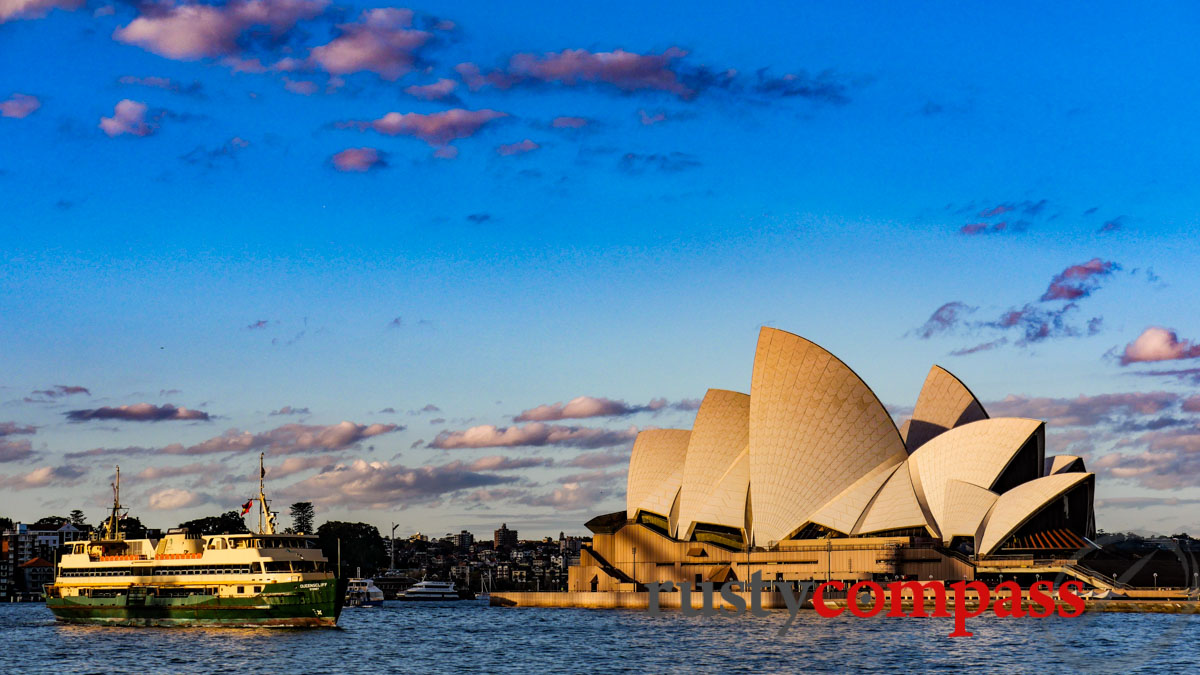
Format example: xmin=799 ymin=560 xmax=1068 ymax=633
xmin=102 ymin=466 xmax=125 ymax=540
xmin=258 ymin=452 xmax=277 ymax=534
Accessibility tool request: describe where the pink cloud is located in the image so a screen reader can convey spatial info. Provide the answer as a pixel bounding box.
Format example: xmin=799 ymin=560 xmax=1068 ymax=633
xmin=517 ymin=396 xmax=635 ymax=421
xmin=986 ymin=391 xmax=1180 ymax=427
xmin=283 ymin=78 xmax=318 ymax=95
xmin=133 ymin=463 xmax=222 ymax=481
xmin=99 ymin=99 xmax=159 ymax=137
xmin=0 ymin=439 xmax=34 ymax=463
xmin=117 ymin=76 xmax=203 ymax=96
xmin=552 ymin=116 xmax=588 ymax=128
xmin=1040 ymin=257 xmax=1120 ymax=301
xmin=1182 ymin=396 xmax=1200 ymax=413
xmin=457 ymin=48 xmax=691 ymax=97
xmin=309 ymin=8 xmax=431 ymax=80
xmin=147 ymin=487 xmax=212 ymax=510
xmin=518 ymin=482 xmax=615 ymax=510
xmin=430 ymin=422 xmax=638 ymax=449
xmin=178 ymin=421 xmax=399 ymax=456
xmin=347 ymin=108 xmax=507 ymax=146
xmin=278 ymin=458 xmax=518 ymax=508
xmin=0 ymin=0 xmax=82 ymax=22
xmin=0 ymin=465 xmax=86 ymax=490
xmin=433 ymin=145 xmax=459 ymax=159
xmin=496 ymin=139 xmax=539 ymax=156
xmin=979 ymin=204 xmax=1013 ymax=217
xmin=509 ymin=47 xmax=691 ymax=95
xmin=404 ymin=78 xmax=457 ymax=101
xmin=1094 ymin=427 xmax=1200 ymax=489
xmin=638 ymin=109 xmax=666 ymax=126
xmin=466 ymin=455 xmax=553 ymax=471
xmin=67 ymin=403 xmax=209 ymax=422
xmin=267 ymin=454 xmax=339 ymax=478
xmin=1121 ymin=326 xmax=1200 ymax=365
xmin=113 ymin=0 xmax=327 ymax=60
xmin=565 ymin=448 xmax=630 ymax=468
xmin=0 ymin=93 xmax=41 ymax=118
xmin=0 ymin=422 xmax=35 ymax=437
xmin=331 ymin=147 xmax=386 ymax=172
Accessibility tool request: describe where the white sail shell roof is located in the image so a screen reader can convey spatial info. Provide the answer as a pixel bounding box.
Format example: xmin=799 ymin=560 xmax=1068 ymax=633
xmin=938 ymin=479 xmax=999 ymax=544
xmin=908 ymin=417 xmax=1044 ymax=539
xmin=749 ymin=327 xmax=906 ymax=545
xmin=1045 ymin=455 xmax=1086 ymax=475
xmin=854 ymin=460 xmax=930 ymax=535
xmin=677 ymin=389 xmax=751 ymax=539
xmin=808 ymin=454 xmax=906 ymax=535
xmin=904 ymin=365 xmax=989 ymax=452
xmin=626 ymin=429 xmax=691 ymax=534
xmin=978 ymin=472 xmax=1094 ymax=556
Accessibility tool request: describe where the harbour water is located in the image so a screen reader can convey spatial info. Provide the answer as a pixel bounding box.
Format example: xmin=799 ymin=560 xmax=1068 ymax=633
xmin=2 ymin=600 xmax=1197 ymax=674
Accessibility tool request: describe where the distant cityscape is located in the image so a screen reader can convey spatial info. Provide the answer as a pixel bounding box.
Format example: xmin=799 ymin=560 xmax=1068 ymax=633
xmin=0 ymin=510 xmax=590 ymax=601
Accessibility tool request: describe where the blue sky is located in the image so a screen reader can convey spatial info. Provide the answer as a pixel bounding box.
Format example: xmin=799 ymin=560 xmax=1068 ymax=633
xmin=2 ymin=1 xmax=1200 ymax=537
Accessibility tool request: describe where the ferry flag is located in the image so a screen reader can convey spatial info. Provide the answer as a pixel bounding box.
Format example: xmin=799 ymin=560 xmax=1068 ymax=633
xmin=241 ymin=499 xmax=254 ymax=516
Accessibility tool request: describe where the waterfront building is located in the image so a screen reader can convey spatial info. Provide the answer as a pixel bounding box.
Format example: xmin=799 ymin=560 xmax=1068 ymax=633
xmin=452 ymin=530 xmax=475 ymax=551
xmin=494 ymin=523 xmax=518 ymax=550
xmin=19 ymin=557 xmax=54 ymax=598
xmin=569 ymin=327 xmax=1097 ymax=592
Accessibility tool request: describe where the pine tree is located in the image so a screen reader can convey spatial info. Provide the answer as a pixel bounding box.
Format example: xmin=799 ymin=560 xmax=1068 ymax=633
xmin=289 ymin=502 xmax=315 ymax=534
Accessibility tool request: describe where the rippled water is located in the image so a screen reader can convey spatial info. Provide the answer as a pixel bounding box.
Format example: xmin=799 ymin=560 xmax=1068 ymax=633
xmin=3 ymin=601 xmax=1198 ymax=674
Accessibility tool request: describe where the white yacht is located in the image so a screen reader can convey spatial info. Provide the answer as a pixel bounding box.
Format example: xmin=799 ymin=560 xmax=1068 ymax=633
xmin=345 ymin=578 xmax=385 ymax=607
xmin=399 ymin=580 xmax=460 ymax=601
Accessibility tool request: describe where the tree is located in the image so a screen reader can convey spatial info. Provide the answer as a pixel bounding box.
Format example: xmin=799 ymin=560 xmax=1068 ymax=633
xmin=121 ymin=516 xmax=150 ymax=540
xmin=32 ymin=515 xmax=68 ymax=530
xmin=317 ymin=521 xmax=387 ymax=578
xmin=0 ymin=517 xmax=12 ymax=532
xmin=289 ymin=502 xmax=315 ymax=534
xmin=69 ymin=510 xmax=88 ymax=527
xmin=179 ymin=511 xmax=251 ymax=536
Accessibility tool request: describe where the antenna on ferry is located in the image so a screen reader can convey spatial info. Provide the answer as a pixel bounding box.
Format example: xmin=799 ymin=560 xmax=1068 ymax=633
xmin=259 ymin=452 xmax=276 ymax=534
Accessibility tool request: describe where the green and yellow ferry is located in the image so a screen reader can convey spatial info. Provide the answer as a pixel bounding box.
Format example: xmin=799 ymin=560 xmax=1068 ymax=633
xmin=45 ymin=457 xmax=346 ymax=627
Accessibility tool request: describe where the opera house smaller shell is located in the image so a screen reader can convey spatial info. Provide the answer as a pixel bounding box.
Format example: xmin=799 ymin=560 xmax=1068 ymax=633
xmin=570 ymin=327 xmax=1098 ymax=593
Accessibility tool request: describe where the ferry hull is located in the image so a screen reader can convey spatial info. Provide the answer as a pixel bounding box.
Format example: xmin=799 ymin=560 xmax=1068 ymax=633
xmin=45 ymin=578 xmax=347 ymax=628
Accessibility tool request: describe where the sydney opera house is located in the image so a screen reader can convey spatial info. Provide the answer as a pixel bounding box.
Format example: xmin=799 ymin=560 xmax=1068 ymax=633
xmin=568 ymin=327 xmax=1097 ymax=592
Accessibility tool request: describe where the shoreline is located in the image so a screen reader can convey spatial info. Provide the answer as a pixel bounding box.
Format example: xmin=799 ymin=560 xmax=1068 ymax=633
xmin=491 ymin=590 xmax=1200 ymax=614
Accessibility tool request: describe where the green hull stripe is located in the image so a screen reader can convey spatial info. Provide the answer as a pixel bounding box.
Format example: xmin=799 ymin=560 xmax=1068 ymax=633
xmin=46 ymin=578 xmax=347 ymax=627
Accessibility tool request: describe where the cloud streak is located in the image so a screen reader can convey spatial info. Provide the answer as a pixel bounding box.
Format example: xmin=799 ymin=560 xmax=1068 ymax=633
xmin=308 ymin=8 xmax=433 ymax=80
xmin=0 ymin=465 xmax=86 ymax=490
xmin=279 ymin=458 xmax=519 ymax=508
xmin=514 ymin=395 xmax=698 ymax=422
xmin=1040 ymin=258 xmax=1120 ymax=301
xmin=175 ymin=421 xmax=399 ymax=455
xmin=0 ymin=93 xmax=41 ymax=118
xmin=113 ymin=0 xmax=328 ymax=61
xmin=342 ymin=108 xmax=507 ymax=148
xmin=987 ymin=391 xmax=1182 ymax=428
xmin=67 ymin=403 xmax=211 ymax=422
xmin=331 ymin=147 xmax=387 ymax=172
xmin=429 ymin=422 xmax=638 ymax=450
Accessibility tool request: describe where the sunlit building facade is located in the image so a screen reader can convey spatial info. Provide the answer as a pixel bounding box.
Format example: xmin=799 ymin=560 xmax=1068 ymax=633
xmin=569 ymin=327 xmax=1095 ymax=592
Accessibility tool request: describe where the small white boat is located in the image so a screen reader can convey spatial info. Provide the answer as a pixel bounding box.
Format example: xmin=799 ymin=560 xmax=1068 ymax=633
xmin=399 ymin=579 xmax=460 ymax=601
xmin=345 ymin=578 xmax=385 ymax=607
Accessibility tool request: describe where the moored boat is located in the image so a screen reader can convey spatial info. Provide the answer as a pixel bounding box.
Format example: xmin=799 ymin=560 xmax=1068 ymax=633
xmin=399 ymin=579 xmax=460 ymax=601
xmin=44 ymin=456 xmax=347 ymax=627
xmin=345 ymin=578 xmax=385 ymax=607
